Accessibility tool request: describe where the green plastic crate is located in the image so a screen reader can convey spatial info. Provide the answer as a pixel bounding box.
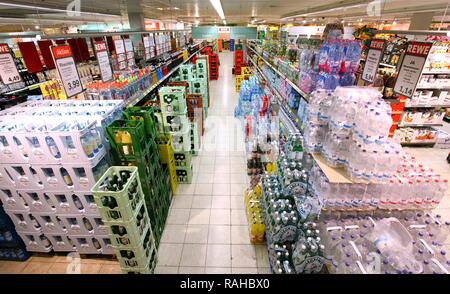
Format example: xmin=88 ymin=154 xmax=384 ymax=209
xmin=106 ymin=120 xmax=151 ymax=162
xmin=117 ymin=241 xmax=157 ymax=271
xmin=162 ymin=112 xmax=190 ymax=133
xmin=159 ymin=86 xmax=187 ymax=114
xmin=123 ymin=107 xmax=158 ymax=140
xmin=106 ymin=209 xmax=152 ymax=249
xmin=91 ymin=166 xmax=145 ymax=222
xmin=176 ymin=164 xmax=193 ymax=184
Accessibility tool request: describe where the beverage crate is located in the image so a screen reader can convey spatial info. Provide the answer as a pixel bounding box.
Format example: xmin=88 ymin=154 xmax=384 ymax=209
xmin=190 ymin=121 xmax=201 ymax=154
xmin=167 ymin=159 xmax=177 ymax=194
xmin=106 ymin=120 xmax=150 ymax=162
xmin=186 ymin=94 xmax=203 ymax=111
xmin=179 ymin=64 xmax=195 ymax=81
xmin=0 ymin=164 xmax=43 ymax=190
xmin=91 ymin=166 xmax=146 ymax=223
xmin=121 ymin=263 xmax=154 ymax=274
xmin=0 ymin=248 xmax=30 ymax=261
xmin=123 ymin=107 xmax=158 ymax=140
xmin=117 ymin=242 xmax=157 ymax=272
xmin=72 ymin=235 xmax=114 ymax=254
xmin=58 ymin=214 xmax=108 ymax=236
xmin=17 ymin=190 xmax=55 ymax=213
xmin=157 ymin=134 xmax=175 ymax=165
xmin=45 ymin=191 xmax=99 ymax=215
xmin=167 ymin=81 xmax=189 ymax=93
xmin=189 ymin=79 xmax=207 ymax=95
xmin=171 ymin=126 xmax=191 ymax=152
xmin=173 ymin=151 xmax=192 ymax=168
xmin=162 ymin=112 xmax=190 ymax=133
xmin=176 ymin=164 xmax=193 ymax=184
xmin=151 ymin=107 xmax=165 ymax=133
xmin=17 ymin=231 xmax=52 ymax=252
xmin=47 ymin=233 xmax=76 ymax=252
xmin=0 ymin=188 xmax=29 ymax=212
xmin=33 ymin=212 xmax=67 ymax=234
xmin=159 ymin=86 xmax=187 ymax=113
xmin=196 ymin=59 xmax=208 ymax=77
xmin=5 ymin=210 xmax=42 ymax=233
xmin=0 ymin=120 xmax=106 ymax=166
xmin=107 ymin=218 xmax=152 ymax=249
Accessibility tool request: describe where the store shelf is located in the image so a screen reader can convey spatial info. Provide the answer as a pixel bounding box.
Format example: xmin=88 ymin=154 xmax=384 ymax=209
xmin=123 ymin=44 xmax=206 ymax=108
xmin=311 ymin=153 xmax=353 ymax=184
xmin=405 ymin=104 xmax=450 ymax=109
xmin=379 ymin=63 xmax=397 ymax=69
xmin=4 ymin=81 xmax=47 ymax=95
xmin=398 ymin=123 xmax=443 ymax=127
xmin=401 ymin=141 xmax=437 ymax=146
xmin=422 ymin=70 xmax=450 ymax=75
xmin=247 ymin=44 xmax=309 ymax=103
xmin=416 ymin=87 xmax=450 ymax=90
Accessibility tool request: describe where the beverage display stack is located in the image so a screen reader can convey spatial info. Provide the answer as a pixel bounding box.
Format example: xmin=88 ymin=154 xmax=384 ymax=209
xmin=0 ymin=205 xmax=29 ymax=261
xmin=158 ymin=86 xmax=194 ymax=184
xmin=0 ymin=100 xmax=124 ymax=255
xmin=209 ymin=53 xmax=219 ymax=80
xmin=106 ymin=110 xmax=170 ymax=246
xmin=91 ymin=166 xmax=157 ymax=274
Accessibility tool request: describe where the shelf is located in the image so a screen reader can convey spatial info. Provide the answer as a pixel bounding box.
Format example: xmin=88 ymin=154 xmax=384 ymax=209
xmin=4 ymin=81 xmax=47 ymax=95
xmin=311 ymin=153 xmax=354 ymax=184
xmin=416 ymin=87 xmax=450 ymax=90
xmin=422 ymin=71 xmax=450 ymax=75
xmin=401 ymin=141 xmax=437 ymax=146
xmin=405 ymin=105 xmax=450 ymax=109
xmin=123 ymin=44 xmax=206 ymax=108
xmin=398 ymin=123 xmax=443 ymax=127
xmin=247 ymin=45 xmax=309 ymax=103
xmin=379 ymin=63 xmax=397 ymax=69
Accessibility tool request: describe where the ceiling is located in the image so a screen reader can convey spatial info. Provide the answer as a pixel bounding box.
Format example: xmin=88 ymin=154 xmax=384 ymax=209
xmin=0 ymin=0 xmax=450 ymax=30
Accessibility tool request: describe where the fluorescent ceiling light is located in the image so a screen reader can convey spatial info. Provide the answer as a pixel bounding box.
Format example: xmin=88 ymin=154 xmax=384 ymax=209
xmin=0 ymin=2 xmax=120 ymax=17
xmin=209 ymin=0 xmax=225 ymax=19
xmin=223 ymin=20 xmax=227 ymax=25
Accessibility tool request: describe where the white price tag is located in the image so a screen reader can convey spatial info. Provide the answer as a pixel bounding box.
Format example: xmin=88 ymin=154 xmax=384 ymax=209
xmin=361 ymin=39 xmax=385 ymax=83
xmin=114 ymin=39 xmax=125 ymax=54
xmin=394 ymin=41 xmax=433 ymax=98
xmin=124 ymin=39 xmax=134 ymax=53
xmin=51 ymin=45 xmax=83 ymax=98
xmin=94 ymin=41 xmax=113 ymax=82
xmin=0 ymin=43 xmax=22 ymax=85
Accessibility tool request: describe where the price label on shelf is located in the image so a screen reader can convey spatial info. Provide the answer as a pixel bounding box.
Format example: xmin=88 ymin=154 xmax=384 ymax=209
xmin=0 ymin=43 xmax=22 ymax=85
xmin=143 ymin=35 xmax=151 ymax=60
xmin=361 ymin=39 xmax=385 ymax=83
xmin=124 ymin=38 xmax=134 ymax=54
xmin=394 ymin=41 xmax=433 ymax=98
xmin=51 ymin=45 xmax=83 ymax=98
xmin=94 ymin=41 xmax=113 ymax=82
xmin=114 ymin=39 xmax=125 ymax=54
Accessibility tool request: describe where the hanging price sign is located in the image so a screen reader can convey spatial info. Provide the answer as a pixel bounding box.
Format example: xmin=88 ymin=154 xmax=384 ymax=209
xmin=143 ymin=35 xmax=151 ymax=60
xmin=0 ymin=43 xmax=22 ymax=85
xmin=394 ymin=41 xmax=433 ymax=98
xmin=51 ymin=45 xmax=83 ymax=98
xmin=94 ymin=41 xmax=113 ymax=82
xmin=361 ymin=39 xmax=385 ymax=83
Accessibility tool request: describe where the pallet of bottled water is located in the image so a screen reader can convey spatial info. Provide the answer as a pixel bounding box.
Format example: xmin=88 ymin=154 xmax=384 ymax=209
xmin=318 ymin=212 xmax=450 ymax=274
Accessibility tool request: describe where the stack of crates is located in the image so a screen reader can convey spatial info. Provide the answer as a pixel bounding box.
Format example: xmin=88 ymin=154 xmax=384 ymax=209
xmin=156 ymin=134 xmax=177 ymax=195
xmin=158 ymin=86 xmax=193 ymax=184
xmin=0 ymin=205 xmax=30 ymax=261
xmin=236 ymin=66 xmax=252 ymax=92
xmin=209 ymin=53 xmax=219 ymax=80
xmin=0 ymin=101 xmax=123 ymax=255
xmin=105 ymin=117 xmax=169 ymax=246
xmin=92 ymin=166 xmax=157 ymax=274
xmin=186 ymin=94 xmax=204 ymax=135
xmin=179 ymin=64 xmax=196 ymax=81
xmin=234 ymin=50 xmax=244 ymax=76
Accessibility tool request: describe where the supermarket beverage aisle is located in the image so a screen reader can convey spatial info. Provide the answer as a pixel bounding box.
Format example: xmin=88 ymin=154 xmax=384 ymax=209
xmin=155 ymin=51 xmax=270 ymax=274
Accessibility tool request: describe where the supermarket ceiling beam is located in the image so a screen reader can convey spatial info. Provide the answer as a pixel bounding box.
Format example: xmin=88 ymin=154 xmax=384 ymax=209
xmin=281 ymin=0 xmax=372 ymax=19
xmin=37 ymin=30 xmax=191 ymax=40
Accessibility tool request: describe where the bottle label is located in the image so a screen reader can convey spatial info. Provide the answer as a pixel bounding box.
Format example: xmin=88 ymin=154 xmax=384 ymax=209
xmin=273 ymin=225 xmax=297 ymax=243
xmin=295 ymin=255 xmax=325 ymax=274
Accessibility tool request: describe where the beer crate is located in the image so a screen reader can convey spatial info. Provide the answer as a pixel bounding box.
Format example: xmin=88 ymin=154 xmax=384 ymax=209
xmin=162 ymin=112 xmax=190 ymax=133
xmin=17 ymin=232 xmax=52 ymax=252
xmin=46 ymin=233 xmax=76 ymax=252
xmin=176 ymin=164 xmax=193 ymax=184
xmin=158 ymin=86 xmax=187 ymax=114
xmin=186 ymin=94 xmax=203 ymax=111
xmin=173 ymin=151 xmax=192 ymax=168
xmin=190 ymin=121 xmax=201 ymax=155
xmin=179 ymin=64 xmax=195 ymax=81
xmin=196 ymin=59 xmax=208 ymax=77
xmin=5 ymin=210 xmax=42 ymax=233
xmin=167 ymin=81 xmax=189 ymax=93
xmin=32 ymin=212 xmax=66 ymax=234
xmin=189 ymin=79 xmax=207 ymax=95
xmin=106 ymin=120 xmax=150 ymax=162
xmin=58 ymin=214 xmax=108 ymax=236
xmin=167 ymin=159 xmax=177 ymax=194
xmin=171 ymin=126 xmax=191 ymax=152
xmin=121 ymin=263 xmax=154 ymax=274
xmin=45 ymin=191 xmax=99 ymax=215
xmin=123 ymin=106 xmax=158 ymax=140
xmin=71 ymin=235 xmax=115 ymax=254
xmin=91 ymin=166 xmax=145 ymax=223
xmin=106 ymin=215 xmax=152 ymax=249
xmin=0 ymin=164 xmax=42 ymax=190
xmin=116 ymin=242 xmax=157 ymax=272
xmin=0 ymin=188 xmax=29 ymax=212
xmin=157 ymin=134 xmax=174 ymax=165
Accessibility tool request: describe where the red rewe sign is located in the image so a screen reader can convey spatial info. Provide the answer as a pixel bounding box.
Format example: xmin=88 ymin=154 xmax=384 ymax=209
xmin=370 ymin=39 xmax=385 ymax=50
xmin=94 ymin=41 xmax=107 ymax=52
xmin=406 ymin=41 xmax=432 ymax=57
xmin=51 ymin=45 xmax=73 ymax=59
xmin=0 ymin=44 xmax=9 ymax=54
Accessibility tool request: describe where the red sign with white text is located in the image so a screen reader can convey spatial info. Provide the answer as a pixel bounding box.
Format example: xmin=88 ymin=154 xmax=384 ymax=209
xmin=405 ymin=41 xmax=433 ymax=57
xmin=370 ymin=39 xmax=385 ymax=50
xmin=94 ymin=42 xmax=107 ymax=52
xmin=0 ymin=44 xmax=9 ymax=54
xmin=51 ymin=45 xmax=73 ymax=59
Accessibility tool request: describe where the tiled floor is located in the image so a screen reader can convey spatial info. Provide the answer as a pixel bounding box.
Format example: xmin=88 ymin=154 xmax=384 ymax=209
xmin=155 ymin=51 xmax=270 ymax=274
xmin=2 ymin=51 xmax=450 ymax=274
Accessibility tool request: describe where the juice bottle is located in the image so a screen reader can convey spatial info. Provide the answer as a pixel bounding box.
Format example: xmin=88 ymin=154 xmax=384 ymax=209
xmin=121 ymin=131 xmax=133 ymax=155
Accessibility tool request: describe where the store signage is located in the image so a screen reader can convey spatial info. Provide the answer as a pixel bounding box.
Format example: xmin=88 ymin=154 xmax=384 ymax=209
xmin=0 ymin=43 xmax=22 ymax=85
xmin=94 ymin=41 xmax=113 ymax=82
xmin=51 ymin=45 xmax=83 ymax=98
xmin=394 ymin=41 xmax=433 ymax=98
xmin=124 ymin=39 xmax=133 ymax=53
xmin=143 ymin=35 xmax=153 ymax=60
xmin=362 ymin=39 xmax=385 ymax=83
xmin=114 ymin=39 xmax=125 ymax=54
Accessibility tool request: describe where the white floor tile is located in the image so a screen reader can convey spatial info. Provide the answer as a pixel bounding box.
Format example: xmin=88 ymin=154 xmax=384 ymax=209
xmin=199 ymin=165 xmax=215 ymax=173
xmin=192 ymin=196 xmax=212 ymax=209
xmin=205 ymin=267 xmax=232 ymax=274
xmin=161 ymin=224 xmax=187 ymax=244
xmin=167 ymin=209 xmax=190 ymax=225
xmin=176 ymin=184 xmax=196 ymax=195
xmin=154 ymin=266 xmax=178 ymax=274
xmin=196 ymin=173 xmax=214 ymax=184
xmin=257 ymin=267 xmax=271 ymax=274
xmin=188 ymin=208 xmax=211 ymax=225
xmin=231 ymin=226 xmax=251 ymax=244
xmin=210 ymin=209 xmax=231 ymax=225
xmin=230 ymin=196 xmax=245 ymax=209
xmin=231 ymin=209 xmax=248 ymax=225
xmin=157 ymin=243 xmax=183 ymax=266
xmin=213 ymin=173 xmax=231 ymax=184
xmin=200 ymin=156 xmax=215 ymax=166
xmin=230 ymin=183 xmax=246 ymax=196
xmin=231 ymin=245 xmax=257 ymax=268
xmin=215 ymin=163 xmax=231 ymax=173
xmin=178 ymin=267 xmax=205 ymax=274
xmin=206 ymin=244 xmax=231 ymax=267
xmin=211 ymin=196 xmax=231 ymax=209
xmin=255 ymin=245 xmax=269 ymax=268
xmin=194 ymin=183 xmax=213 ymax=195
xmin=180 ymin=244 xmax=207 ymax=267
xmin=213 ymin=183 xmax=231 ymax=195
xmin=232 ymin=267 xmax=258 ymax=274
xmin=171 ymin=195 xmax=193 ymax=209
xmin=230 ymin=164 xmax=246 ymax=173
xmin=208 ymin=225 xmax=231 ymax=244
xmin=184 ymin=225 xmax=209 ymax=244
xmin=230 ymin=173 xmax=247 ymax=184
